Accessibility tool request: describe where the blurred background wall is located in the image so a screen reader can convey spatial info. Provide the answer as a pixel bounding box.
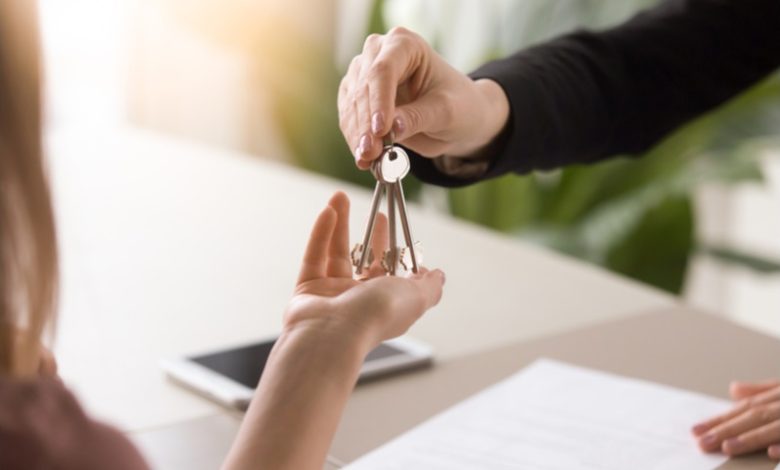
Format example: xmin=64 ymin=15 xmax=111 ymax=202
xmin=39 ymin=0 xmax=780 ymax=336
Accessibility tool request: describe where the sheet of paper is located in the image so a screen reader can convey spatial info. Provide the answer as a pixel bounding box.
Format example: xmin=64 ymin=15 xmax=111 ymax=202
xmin=346 ymin=359 xmax=732 ymax=470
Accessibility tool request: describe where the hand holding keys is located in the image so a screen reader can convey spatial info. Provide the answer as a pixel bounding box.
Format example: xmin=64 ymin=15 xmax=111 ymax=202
xmin=351 ymin=136 xmax=421 ymax=276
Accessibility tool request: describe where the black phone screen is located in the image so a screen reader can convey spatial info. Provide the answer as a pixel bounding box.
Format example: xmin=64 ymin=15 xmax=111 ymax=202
xmin=190 ymin=339 xmax=406 ymax=388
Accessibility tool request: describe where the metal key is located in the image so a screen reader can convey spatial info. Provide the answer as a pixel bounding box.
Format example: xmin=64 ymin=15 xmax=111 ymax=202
xmin=352 ymin=136 xmax=421 ymax=276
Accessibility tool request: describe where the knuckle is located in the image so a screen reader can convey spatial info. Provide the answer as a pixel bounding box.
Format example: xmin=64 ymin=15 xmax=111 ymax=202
xmin=347 ymin=55 xmax=362 ymax=74
xmin=759 ymin=402 xmax=780 ymax=422
xmin=404 ymin=106 xmax=422 ymax=131
xmin=388 ymin=26 xmax=411 ymax=38
xmin=388 ymin=26 xmax=422 ymax=48
xmin=363 ymin=33 xmax=382 ymax=50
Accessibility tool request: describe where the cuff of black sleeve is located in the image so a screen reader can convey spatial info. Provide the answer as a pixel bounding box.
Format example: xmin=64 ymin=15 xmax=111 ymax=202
xmin=409 ymin=55 xmax=547 ymax=187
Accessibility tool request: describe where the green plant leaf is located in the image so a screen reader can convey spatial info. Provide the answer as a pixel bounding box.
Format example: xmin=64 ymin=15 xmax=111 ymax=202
xmin=605 ymin=195 xmax=693 ymax=293
xmin=448 ymin=174 xmax=539 ymax=231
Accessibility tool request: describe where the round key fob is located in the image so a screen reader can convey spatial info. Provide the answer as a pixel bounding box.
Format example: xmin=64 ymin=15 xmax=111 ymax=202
xmin=373 ymin=146 xmax=410 ymax=183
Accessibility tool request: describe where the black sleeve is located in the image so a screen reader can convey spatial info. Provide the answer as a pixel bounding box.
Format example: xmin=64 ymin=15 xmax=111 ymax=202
xmin=410 ymin=0 xmax=780 ymax=188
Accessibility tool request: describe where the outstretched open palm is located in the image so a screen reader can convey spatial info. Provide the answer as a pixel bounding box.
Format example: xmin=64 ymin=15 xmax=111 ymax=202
xmin=285 ymin=192 xmax=444 ymax=345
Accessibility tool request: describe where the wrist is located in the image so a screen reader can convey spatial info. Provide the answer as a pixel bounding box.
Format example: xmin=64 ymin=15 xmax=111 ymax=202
xmin=231 ymin=310 xmax=374 ymax=469
xmin=476 ymin=79 xmax=509 ymax=144
xmin=280 ymin=312 xmax=377 ymax=361
xmin=450 ymin=78 xmax=510 ymax=158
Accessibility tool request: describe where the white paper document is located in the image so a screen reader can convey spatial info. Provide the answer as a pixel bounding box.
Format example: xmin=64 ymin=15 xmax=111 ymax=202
xmin=346 ymin=359 xmax=732 ymax=470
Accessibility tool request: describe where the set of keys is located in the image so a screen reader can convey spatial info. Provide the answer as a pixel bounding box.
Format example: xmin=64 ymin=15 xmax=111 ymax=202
xmin=351 ymin=136 xmax=421 ymax=276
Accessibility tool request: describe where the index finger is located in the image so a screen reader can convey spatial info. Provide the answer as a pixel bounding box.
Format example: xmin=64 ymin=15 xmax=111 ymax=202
xmin=698 ymin=403 xmax=780 ymax=453
xmin=694 ymin=385 xmax=780 ymax=437
xmin=366 ymin=29 xmax=420 ymax=137
xmin=692 ymin=401 xmax=751 ymax=436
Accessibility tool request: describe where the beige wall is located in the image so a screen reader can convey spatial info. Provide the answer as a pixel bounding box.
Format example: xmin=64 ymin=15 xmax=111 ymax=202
xmin=125 ymin=0 xmax=353 ymax=162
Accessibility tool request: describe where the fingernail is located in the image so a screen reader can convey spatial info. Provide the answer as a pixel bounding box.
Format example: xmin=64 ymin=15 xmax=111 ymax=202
xmin=356 ymin=134 xmax=371 ymax=159
xmin=440 ymin=270 xmax=446 ymax=284
xmin=371 ymin=112 xmax=385 ymax=135
xmin=768 ymin=444 xmax=780 ymax=459
xmin=723 ymin=437 xmax=742 ymax=454
xmin=701 ymin=434 xmax=718 ymax=448
xmin=691 ymin=423 xmax=708 ymax=435
xmin=393 ymin=116 xmax=406 ymax=140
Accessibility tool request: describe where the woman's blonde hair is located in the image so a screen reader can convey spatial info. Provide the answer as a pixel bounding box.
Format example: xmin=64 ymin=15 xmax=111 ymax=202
xmin=0 ymin=0 xmax=58 ymax=376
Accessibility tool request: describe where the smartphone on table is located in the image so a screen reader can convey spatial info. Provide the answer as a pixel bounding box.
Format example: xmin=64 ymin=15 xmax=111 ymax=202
xmin=162 ymin=336 xmax=433 ymax=409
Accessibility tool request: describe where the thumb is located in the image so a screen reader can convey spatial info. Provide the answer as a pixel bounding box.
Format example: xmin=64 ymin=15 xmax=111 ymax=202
xmin=394 ymin=92 xmax=451 ymax=141
xmin=409 ymin=269 xmax=446 ymax=311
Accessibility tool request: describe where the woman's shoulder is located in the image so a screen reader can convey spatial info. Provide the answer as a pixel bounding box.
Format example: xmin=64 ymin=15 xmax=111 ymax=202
xmin=0 ymin=375 xmax=149 ymax=470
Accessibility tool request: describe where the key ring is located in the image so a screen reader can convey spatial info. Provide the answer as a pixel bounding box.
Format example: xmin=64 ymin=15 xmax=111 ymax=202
xmin=372 ymin=131 xmax=398 ymax=181
xmin=382 ymin=130 xmax=395 ymax=149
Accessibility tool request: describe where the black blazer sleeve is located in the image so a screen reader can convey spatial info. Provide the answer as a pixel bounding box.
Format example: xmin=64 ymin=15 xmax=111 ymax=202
xmin=410 ymin=0 xmax=780 ymax=188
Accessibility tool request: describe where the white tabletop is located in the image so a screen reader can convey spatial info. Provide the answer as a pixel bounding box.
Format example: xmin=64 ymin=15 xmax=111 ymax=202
xmin=47 ymin=125 xmax=675 ymax=433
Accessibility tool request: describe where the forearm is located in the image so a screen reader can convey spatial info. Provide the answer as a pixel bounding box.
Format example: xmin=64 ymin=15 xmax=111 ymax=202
xmin=486 ymin=0 xmax=780 ymax=171
xmin=411 ymin=0 xmax=780 ymax=186
xmin=222 ymin=321 xmax=372 ymax=470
